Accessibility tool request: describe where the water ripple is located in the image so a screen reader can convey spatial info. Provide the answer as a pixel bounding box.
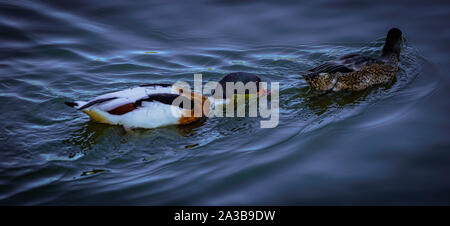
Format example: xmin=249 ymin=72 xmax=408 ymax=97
xmin=1 ymin=0 xmax=449 ymax=205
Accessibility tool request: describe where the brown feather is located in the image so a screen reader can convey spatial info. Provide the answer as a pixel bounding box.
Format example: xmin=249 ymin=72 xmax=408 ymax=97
xmin=107 ymin=103 xmax=137 ymax=115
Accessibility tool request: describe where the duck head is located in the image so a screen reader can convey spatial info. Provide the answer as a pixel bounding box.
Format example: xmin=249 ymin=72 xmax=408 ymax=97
xmin=382 ymin=28 xmax=403 ymax=60
xmin=172 ymin=72 xmax=269 ymax=115
xmin=211 ymin=72 xmax=268 ymax=102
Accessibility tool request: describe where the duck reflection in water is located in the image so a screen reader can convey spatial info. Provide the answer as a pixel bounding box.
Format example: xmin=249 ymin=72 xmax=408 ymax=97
xmin=64 ymin=118 xmax=206 ymax=154
xmin=300 ymin=77 xmax=396 ymax=116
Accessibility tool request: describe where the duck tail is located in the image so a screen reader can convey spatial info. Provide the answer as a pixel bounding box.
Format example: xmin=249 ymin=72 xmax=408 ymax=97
xmin=382 ymin=28 xmax=402 ymax=60
xmin=64 ymin=101 xmax=86 ymax=110
xmin=301 ymin=72 xmax=321 ymax=86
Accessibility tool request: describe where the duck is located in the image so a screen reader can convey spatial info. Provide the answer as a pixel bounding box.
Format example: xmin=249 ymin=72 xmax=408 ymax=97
xmin=65 ymin=72 xmax=267 ymax=129
xmin=301 ymin=28 xmax=403 ymax=92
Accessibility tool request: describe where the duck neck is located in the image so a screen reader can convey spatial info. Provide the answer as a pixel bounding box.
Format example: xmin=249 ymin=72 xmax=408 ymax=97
xmin=381 ymin=35 xmax=401 ymax=62
xmin=207 ymin=96 xmax=232 ymax=110
xmin=382 ymin=53 xmax=399 ymax=68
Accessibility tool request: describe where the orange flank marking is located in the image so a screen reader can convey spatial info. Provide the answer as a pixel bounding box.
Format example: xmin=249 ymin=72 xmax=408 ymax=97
xmin=178 ymin=109 xmax=200 ymax=125
xmin=178 ymin=91 xmax=211 ymax=125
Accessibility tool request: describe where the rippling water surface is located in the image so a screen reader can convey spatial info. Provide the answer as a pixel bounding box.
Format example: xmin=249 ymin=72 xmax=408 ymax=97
xmin=1 ymin=0 xmax=450 ymax=205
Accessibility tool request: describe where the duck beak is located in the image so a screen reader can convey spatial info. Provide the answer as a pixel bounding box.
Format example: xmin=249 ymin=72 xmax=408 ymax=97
xmin=258 ymin=88 xmax=265 ymax=96
xmin=258 ymin=83 xmax=271 ymax=97
xmin=258 ymin=88 xmax=271 ymax=96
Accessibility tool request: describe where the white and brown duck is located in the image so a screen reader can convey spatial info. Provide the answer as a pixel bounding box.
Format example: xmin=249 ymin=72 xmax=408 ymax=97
xmin=65 ymin=72 xmax=267 ymax=129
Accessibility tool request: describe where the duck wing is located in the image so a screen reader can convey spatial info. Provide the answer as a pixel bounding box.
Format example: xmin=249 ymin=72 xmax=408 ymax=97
xmin=134 ymin=93 xmax=193 ymax=110
xmin=70 ymin=85 xmax=175 ymax=111
xmin=78 ymin=97 xmax=118 ymax=110
xmin=308 ymin=53 xmax=384 ymax=74
xmin=77 ymin=87 xmax=151 ymax=111
xmin=107 ymin=93 xmax=194 ymax=115
xmin=139 ymin=83 xmax=172 ymax=87
xmin=335 ymin=53 xmax=384 ymax=71
xmin=308 ymin=62 xmax=354 ymax=74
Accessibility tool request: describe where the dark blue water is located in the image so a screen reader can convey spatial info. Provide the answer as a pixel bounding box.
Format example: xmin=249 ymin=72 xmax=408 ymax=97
xmin=1 ymin=0 xmax=449 ymax=205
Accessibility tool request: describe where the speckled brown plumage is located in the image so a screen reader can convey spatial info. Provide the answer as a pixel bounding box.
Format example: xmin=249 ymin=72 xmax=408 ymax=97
xmin=305 ymin=59 xmax=398 ymax=92
xmin=333 ymin=62 xmax=398 ymax=91
xmin=302 ymin=28 xmax=403 ymax=92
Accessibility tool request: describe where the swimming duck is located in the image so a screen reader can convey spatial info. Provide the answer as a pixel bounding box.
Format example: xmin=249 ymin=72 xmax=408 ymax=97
xmin=301 ymin=28 xmax=403 ymax=92
xmin=65 ymin=72 xmax=266 ymax=129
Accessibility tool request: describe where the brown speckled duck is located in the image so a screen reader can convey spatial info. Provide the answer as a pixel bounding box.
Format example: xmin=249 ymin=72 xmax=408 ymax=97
xmin=301 ymin=28 xmax=403 ymax=92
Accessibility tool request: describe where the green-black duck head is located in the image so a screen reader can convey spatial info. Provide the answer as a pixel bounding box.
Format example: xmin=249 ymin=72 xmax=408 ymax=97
xmin=382 ymin=28 xmax=403 ymax=60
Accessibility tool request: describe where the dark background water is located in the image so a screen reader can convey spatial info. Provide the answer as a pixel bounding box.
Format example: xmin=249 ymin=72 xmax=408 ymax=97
xmin=0 ymin=0 xmax=449 ymax=205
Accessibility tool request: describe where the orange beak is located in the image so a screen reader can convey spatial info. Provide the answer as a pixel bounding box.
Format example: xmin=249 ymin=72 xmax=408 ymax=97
xmin=258 ymin=83 xmax=271 ymax=96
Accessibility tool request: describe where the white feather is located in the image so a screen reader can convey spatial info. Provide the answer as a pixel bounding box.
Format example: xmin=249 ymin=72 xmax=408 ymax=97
xmin=82 ymin=101 xmax=183 ymax=129
xmin=84 ymin=86 xmax=176 ymax=111
xmin=72 ymin=85 xmax=188 ymax=128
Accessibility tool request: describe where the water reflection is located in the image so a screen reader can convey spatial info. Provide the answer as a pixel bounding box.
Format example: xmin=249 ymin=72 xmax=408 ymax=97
xmin=64 ymin=117 xmax=207 ymax=155
xmin=302 ymin=80 xmax=396 ymax=116
xmin=1 ymin=0 xmax=449 ymax=205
